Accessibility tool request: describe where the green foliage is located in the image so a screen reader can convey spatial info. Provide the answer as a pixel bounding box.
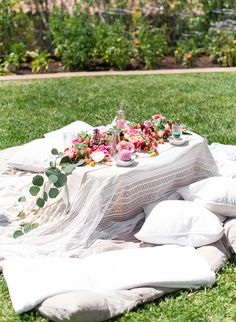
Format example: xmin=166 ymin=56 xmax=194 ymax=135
xmin=49 ymin=9 xmax=94 ymax=70
xmin=207 ymin=29 xmax=236 ymax=67
xmin=32 ymin=175 xmax=44 ymax=187
xmin=26 ymin=50 xmax=52 ymax=74
xmin=29 ymin=186 xmax=40 ymax=196
xmin=0 ymin=42 xmax=27 ymax=73
xmin=13 ymin=222 xmax=38 ymax=239
xmin=0 ymin=0 xmax=33 ymax=56
xmin=174 ymin=36 xmax=205 ymax=67
xmin=17 ymin=147 xmax=85 ymax=229
xmin=93 ymin=22 xmax=133 ymax=69
xmin=0 ymin=42 xmax=27 ymax=74
xmin=135 ymin=23 xmax=168 ymax=69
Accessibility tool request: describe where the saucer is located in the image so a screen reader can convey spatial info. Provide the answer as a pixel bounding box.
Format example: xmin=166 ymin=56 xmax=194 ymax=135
xmin=115 ymin=155 xmax=136 ymax=167
xmin=169 ymin=136 xmax=187 ymax=146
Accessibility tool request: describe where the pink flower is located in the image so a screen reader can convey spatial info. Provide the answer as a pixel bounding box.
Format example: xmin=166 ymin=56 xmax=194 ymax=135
xmin=144 ymin=120 xmax=153 ymax=128
xmin=72 ymin=137 xmax=83 ymax=144
xmin=118 ymin=149 xmax=133 ymax=161
xmin=125 ymin=128 xmax=142 ymax=135
xmin=97 ymin=144 xmax=106 ymax=151
xmin=64 ymin=147 xmax=79 ymax=160
xmin=116 ymin=140 xmax=135 ymax=152
xmin=129 ymin=136 xmax=145 ymax=151
xmin=152 ymin=114 xmax=163 ymax=120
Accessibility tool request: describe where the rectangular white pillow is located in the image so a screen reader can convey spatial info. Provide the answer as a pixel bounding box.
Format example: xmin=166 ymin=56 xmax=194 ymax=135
xmin=7 ymin=138 xmax=63 ymax=173
xmin=177 ymin=177 xmax=236 ymax=218
xmin=136 ymin=200 xmax=224 ymax=247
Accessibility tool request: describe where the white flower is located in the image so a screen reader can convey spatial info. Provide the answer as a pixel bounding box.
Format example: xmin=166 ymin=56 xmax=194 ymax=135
xmin=90 ymin=151 xmax=105 ymax=163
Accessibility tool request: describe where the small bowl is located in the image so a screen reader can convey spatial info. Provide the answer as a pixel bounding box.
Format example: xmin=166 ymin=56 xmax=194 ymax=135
xmin=115 ymin=154 xmax=136 ymax=167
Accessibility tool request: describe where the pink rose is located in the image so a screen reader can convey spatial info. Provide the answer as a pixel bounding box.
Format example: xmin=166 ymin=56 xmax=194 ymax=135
xmin=116 ymin=140 xmax=135 ymax=152
xmin=144 ymin=120 xmax=153 ymax=128
xmin=152 ymin=114 xmax=163 ymax=120
xmin=72 ymin=137 xmax=83 ymax=144
xmin=129 ymin=136 xmax=145 ymax=151
xmin=64 ymin=147 xmax=79 ymax=160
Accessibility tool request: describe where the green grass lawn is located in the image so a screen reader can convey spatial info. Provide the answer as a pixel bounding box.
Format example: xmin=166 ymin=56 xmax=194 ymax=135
xmin=0 ymin=73 xmax=236 ymax=322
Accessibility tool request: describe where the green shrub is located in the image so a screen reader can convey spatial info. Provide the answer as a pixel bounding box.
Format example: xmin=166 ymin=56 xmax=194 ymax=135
xmin=49 ymin=8 xmax=94 ymax=70
xmin=135 ymin=22 xmax=168 ymax=69
xmin=27 ymin=50 xmax=52 ymax=74
xmin=0 ymin=0 xmax=33 ymax=56
xmin=174 ymin=38 xmax=200 ymax=67
xmin=93 ymin=22 xmax=133 ymax=69
xmin=207 ymin=29 xmax=236 ymax=66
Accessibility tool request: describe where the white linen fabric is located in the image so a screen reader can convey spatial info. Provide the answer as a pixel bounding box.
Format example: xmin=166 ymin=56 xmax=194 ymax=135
xmin=3 ymin=245 xmax=215 ymax=314
xmin=135 ymin=200 xmax=224 ymax=247
xmin=0 ymin=134 xmax=218 ymax=259
xmin=0 ymin=175 xmax=34 ymax=223
xmin=177 ymin=177 xmax=236 ymax=218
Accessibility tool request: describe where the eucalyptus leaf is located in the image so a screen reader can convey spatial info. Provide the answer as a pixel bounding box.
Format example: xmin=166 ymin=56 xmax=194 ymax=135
xmin=51 ymin=148 xmax=59 ymax=155
xmin=75 ymin=159 xmax=85 ymax=166
xmin=18 ymin=196 xmax=26 ymax=202
xmin=23 ymin=223 xmax=33 ymax=234
xmin=48 ymin=174 xmax=58 ymax=183
xmin=36 ymin=198 xmax=45 ymax=208
xmin=46 ymin=168 xmax=58 ymax=177
xmin=54 ymin=173 xmax=67 ymax=188
xmin=49 ymin=187 xmax=60 ymax=198
xmin=60 ymin=156 xmax=71 ymax=166
xmin=29 ymin=185 xmax=40 ymax=196
xmin=43 ymin=192 xmax=48 ymax=201
xmin=13 ymin=230 xmax=24 ymax=239
xmin=64 ymin=164 xmax=75 ymax=175
xmin=58 ymin=152 xmax=64 ymax=157
xmin=32 ymin=175 xmax=44 ymax=187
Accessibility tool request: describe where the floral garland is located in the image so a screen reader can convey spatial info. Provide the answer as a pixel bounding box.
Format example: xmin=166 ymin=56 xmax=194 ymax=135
xmin=64 ymin=114 xmax=172 ymax=165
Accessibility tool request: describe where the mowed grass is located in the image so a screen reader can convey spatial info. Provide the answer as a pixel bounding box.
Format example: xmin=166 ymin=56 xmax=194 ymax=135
xmin=0 ymin=73 xmax=236 ymax=322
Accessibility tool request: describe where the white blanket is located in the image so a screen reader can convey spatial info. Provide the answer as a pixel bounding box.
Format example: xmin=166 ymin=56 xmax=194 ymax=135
xmin=3 ymin=245 xmax=215 ymax=314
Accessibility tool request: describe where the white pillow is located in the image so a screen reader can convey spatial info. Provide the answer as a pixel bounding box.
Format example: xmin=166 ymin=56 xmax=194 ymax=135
xmin=177 ymin=177 xmax=236 ymax=218
xmin=7 ymin=138 xmax=60 ymax=172
xmin=209 ymin=143 xmax=236 ymax=163
xmin=7 ymin=120 xmax=94 ymax=173
xmin=135 ymin=200 xmax=224 ymax=247
xmin=209 ymin=143 xmax=236 ymax=178
xmin=218 ymin=160 xmax=236 ymax=178
xmin=44 ymin=121 xmax=94 ymax=140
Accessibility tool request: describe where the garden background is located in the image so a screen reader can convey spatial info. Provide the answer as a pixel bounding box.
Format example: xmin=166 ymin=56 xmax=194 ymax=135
xmin=1 ymin=0 xmax=236 ymax=75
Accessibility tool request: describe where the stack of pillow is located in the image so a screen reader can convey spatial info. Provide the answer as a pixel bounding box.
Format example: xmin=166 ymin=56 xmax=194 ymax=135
xmin=136 ymin=176 xmax=236 ymax=253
